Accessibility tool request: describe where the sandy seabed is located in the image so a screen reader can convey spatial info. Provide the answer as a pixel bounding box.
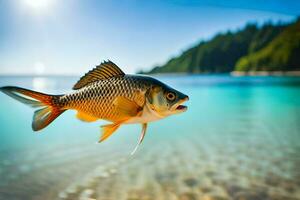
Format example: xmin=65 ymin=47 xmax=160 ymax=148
xmin=0 ymin=132 xmax=299 ymax=200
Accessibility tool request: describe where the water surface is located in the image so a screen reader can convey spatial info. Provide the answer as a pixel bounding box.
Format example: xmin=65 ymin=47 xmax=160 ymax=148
xmin=0 ymin=75 xmax=299 ymax=200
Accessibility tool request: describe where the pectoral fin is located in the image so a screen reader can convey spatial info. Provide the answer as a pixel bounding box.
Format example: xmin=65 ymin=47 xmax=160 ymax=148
xmin=76 ymin=111 xmax=98 ymax=122
xmin=99 ymin=123 xmax=121 ymax=142
xmin=131 ymin=123 xmax=148 ymax=155
xmin=113 ymin=96 xmax=142 ymax=117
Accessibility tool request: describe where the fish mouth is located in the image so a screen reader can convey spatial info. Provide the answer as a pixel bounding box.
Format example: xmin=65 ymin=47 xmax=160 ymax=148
xmin=174 ymin=96 xmax=189 ymax=112
xmin=176 ymin=105 xmax=187 ymax=111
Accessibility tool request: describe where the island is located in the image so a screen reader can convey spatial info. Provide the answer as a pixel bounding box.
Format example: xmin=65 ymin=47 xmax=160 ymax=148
xmin=143 ymin=17 xmax=300 ymax=75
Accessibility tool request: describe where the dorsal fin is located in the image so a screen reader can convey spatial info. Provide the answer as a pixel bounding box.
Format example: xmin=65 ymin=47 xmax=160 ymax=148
xmin=73 ymin=60 xmax=125 ymax=90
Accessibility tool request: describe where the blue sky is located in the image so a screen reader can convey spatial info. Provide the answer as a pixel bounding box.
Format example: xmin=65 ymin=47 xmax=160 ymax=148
xmin=0 ymin=0 xmax=299 ymax=75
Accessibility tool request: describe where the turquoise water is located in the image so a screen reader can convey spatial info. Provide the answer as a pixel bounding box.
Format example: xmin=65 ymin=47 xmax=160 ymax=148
xmin=0 ymin=75 xmax=300 ymax=199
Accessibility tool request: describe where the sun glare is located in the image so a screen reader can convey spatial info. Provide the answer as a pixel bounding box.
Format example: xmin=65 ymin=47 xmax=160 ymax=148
xmin=23 ymin=0 xmax=52 ymax=12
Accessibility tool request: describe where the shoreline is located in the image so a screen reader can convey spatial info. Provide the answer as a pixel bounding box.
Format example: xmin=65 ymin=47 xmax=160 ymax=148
xmin=231 ymin=71 xmax=300 ymax=77
xmin=1 ymin=71 xmax=300 ymax=77
xmin=145 ymin=71 xmax=300 ymax=77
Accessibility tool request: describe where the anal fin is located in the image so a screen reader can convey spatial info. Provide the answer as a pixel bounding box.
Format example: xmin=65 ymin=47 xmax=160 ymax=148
xmin=131 ymin=123 xmax=148 ymax=155
xmin=99 ymin=123 xmax=121 ymax=142
xmin=76 ymin=111 xmax=98 ymax=122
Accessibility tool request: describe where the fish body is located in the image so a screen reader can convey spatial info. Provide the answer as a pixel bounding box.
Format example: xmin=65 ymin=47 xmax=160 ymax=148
xmin=0 ymin=61 xmax=189 ymax=153
xmin=61 ymin=75 xmax=158 ymax=123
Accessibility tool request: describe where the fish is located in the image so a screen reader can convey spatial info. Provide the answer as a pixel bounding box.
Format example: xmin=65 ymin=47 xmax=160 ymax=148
xmin=0 ymin=60 xmax=189 ymax=154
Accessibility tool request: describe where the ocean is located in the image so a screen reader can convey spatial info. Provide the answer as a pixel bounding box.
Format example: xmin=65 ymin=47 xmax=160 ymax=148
xmin=0 ymin=75 xmax=299 ymax=200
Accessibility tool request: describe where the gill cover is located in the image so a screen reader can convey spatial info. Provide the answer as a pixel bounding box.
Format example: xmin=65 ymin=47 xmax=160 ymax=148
xmin=146 ymin=84 xmax=188 ymax=116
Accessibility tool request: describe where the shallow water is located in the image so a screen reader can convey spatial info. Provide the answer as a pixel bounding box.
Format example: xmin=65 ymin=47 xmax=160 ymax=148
xmin=0 ymin=75 xmax=299 ymax=200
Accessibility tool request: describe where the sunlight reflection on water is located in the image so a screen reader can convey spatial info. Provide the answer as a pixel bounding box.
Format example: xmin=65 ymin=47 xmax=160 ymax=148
xmin=32 ymin=77 xmax=47 ymax=91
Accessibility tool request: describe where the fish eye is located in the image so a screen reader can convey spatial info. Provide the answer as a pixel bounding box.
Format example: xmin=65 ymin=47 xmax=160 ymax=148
xmin=166 ymin=92 xmax=176 ymax=101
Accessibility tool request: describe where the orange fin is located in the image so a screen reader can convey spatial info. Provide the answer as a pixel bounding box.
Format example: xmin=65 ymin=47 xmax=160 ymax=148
xmin=73 ymin=60 xmax=125 ymax=90
xmin=113 ymin=96 xmax=142 ymax=117
xmin=0 ymin=86 xmax=65 ymax=131
xmin=99 ymin=123 xmax=121 ymax=142
xmin=76 ymin=111 xmax=98 ymax=122
xmin=33 ymin=107 xmax=64 ymax=131
xmin=131 ymin=123 xmax=148 ymax=155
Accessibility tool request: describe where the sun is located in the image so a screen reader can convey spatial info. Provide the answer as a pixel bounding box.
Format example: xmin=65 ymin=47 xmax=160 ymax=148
xmin=23 ymin=0 xmax=52 ymax=11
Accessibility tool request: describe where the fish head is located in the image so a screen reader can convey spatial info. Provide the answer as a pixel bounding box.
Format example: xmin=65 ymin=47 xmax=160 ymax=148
xmin=146 ymin=82 xmax=189 ymax=117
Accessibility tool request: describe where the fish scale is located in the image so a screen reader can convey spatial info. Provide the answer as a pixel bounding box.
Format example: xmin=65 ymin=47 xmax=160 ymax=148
xmin=60 ymin=75 xmax=148 ymax=122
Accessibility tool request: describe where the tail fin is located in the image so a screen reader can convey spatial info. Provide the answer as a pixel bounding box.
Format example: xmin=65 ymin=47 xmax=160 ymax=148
xmin=0 ymin=86 xmax=65 ymax=131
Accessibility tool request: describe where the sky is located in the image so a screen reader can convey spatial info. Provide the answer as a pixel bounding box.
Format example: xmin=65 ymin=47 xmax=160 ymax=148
xmin=0 ymin=0 xmax=299 ymax=75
